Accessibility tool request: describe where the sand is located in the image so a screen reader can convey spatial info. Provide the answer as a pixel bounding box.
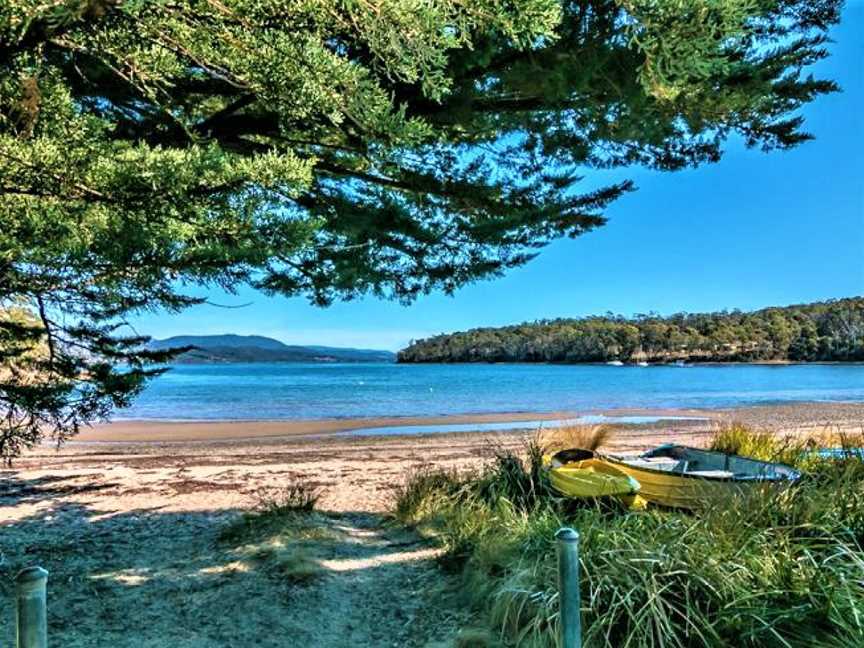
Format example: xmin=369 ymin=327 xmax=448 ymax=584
xmin=75 ymin=402 xmax=864 ymax=444
xmin=78 ymin=410 xmax=586 ymax=443
xmin=1 ymin=402 xmax=861 ymax=646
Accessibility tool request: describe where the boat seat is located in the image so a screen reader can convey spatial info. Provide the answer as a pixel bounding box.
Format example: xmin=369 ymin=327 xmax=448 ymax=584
xmin=623 ymin=458 xmax=683 ymax=472
xmin=687 ymin=470 xmax=735 ymax=478
xmin=632 ymin=457 xmax=680 ymax=465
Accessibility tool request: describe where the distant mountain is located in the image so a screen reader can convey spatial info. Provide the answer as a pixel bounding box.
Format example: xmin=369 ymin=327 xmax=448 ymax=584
xmin=148 ymin=334 xmax=395 ymax=364
xmin=149 ymin=334 xmax=288 ymax=351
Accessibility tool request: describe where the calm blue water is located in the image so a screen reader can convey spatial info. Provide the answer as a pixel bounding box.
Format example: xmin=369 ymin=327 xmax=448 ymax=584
xmin=116 ymin=363 xmax=864 ymax=421
xmin=338 ymin=416 xmax=707 ymax=437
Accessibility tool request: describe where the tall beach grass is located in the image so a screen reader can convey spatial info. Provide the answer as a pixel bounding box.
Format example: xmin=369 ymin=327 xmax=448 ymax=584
xmin=219 ymin=481 xmax=332 ymax=583
xmin=393 ymin=425 xmax=864 ymax=647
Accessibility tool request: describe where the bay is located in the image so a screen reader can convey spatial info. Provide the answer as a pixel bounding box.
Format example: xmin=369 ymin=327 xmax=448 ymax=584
xmin=117 ymin=363 xmax=864 ymax=421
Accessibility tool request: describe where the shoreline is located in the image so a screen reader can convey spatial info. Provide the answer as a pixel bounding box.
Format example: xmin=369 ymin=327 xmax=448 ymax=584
xmin=78 ymin=410 xmax=599 ymax=443
xmin=72 ymin=401 xmax=864 ymax=444
xmin=9 ymin=401 xmax=863 ymax=515
xmin=393 ymin=360 xmax=864 ymax=366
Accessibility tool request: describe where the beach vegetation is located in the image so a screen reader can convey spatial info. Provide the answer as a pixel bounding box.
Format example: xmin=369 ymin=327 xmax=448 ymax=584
xmin=246 ymin=543 xmax=327 ymax=585
xmin=219 ymin=483 xmax=333 ymax=586
xmin=0 ymin=0 xmax=844 ymax=459
xmin=394 ymin=425 xmax=864 ymax=647
xmin=708 ymin=420 xmax=786 ymax=460
xmin=454 ymin=627 xmax=502 ymax=648
xmin=536 ymin=424 xmax=611 ymax=455
xmin=219 ymin=481 xmax=323 ymax=544
xmin=255 ymin=482 xmax=322 ymax=515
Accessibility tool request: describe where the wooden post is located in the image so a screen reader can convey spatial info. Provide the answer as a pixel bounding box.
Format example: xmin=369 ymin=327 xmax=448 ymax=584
xmin=555 ymin=528 xmax=581 ymax=648
xmin=16 ymin=566 xmax=48 ymax=648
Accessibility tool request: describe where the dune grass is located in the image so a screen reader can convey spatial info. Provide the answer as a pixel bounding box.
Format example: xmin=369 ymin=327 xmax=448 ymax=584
xmin=536 ymin=423 xmax=611 ymax=455
xmin=393 ymin=425 xmax=864 ymax=647
xmin=220 ymin=481 xmax=323 ymax=543
xmin=219 ymin=481 xmax=333 ymax=584
xmin=454 ymin=627 xmax=502 ymax=647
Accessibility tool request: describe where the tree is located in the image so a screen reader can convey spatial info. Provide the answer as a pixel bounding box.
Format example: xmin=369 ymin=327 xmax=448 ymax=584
xmin=0 ymin=0 xmax=843 ymax=458
xmin=398 ymin=298 xmax=864 ymax=363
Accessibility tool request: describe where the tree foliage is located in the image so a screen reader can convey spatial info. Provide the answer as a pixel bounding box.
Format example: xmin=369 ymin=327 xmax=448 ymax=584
xmin=397 ymin=297 xmax=864 ymax=363
xmin=0 ymin=0 xmax=843 ymax=458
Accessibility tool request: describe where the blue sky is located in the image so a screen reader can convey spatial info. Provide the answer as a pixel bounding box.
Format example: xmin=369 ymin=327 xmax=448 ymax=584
xmin=133 ymin=4 xmax=864 ymax=351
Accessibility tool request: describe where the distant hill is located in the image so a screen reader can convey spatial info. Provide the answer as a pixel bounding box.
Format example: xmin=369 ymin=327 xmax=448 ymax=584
xmin=148 ymin=334 xmax=395 ymax=364
xmin=398 ymin=297 xmax=864 ymax=364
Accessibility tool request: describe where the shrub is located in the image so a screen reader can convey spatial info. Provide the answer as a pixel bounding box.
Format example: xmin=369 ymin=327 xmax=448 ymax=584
xmin=475 ymin=441 xmax=553 ymax=513
xmin=393 ymin=465 xmax=467 ymax=527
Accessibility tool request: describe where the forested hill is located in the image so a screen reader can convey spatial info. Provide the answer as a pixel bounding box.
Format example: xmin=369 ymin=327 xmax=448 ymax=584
xmin=398 ymin=298 xmax=864 ymax=364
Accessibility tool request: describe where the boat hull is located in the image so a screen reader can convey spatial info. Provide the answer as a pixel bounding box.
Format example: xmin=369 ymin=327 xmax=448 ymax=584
xmin=546 ymin=453 xmax=642 ymax=506
xmin=601 ymin=461 xmax=739 ymax=509
xmin=603 ymin=445 xmax=801 ymax=510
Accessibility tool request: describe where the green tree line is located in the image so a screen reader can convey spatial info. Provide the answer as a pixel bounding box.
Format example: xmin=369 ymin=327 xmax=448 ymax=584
xmin=398 ymin=298 xmax=864 ymax=363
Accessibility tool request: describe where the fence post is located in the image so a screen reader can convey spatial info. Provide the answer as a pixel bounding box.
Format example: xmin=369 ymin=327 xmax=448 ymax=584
xmin=16 ymin=566 xmax=48 ymax=648
xmin=555 ymin=527 xmax=581 ymax=648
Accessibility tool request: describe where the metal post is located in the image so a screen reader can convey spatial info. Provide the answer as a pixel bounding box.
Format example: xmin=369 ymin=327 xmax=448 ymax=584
xmin=16 ymin=566 xmax=48 ymax=648
xmin=556 ymin=528 xmax=581 ymax=648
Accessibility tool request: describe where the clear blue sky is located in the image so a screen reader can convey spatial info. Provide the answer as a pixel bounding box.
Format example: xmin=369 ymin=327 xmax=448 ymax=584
xmin=133 ymin=4 xmax=864 ymax=351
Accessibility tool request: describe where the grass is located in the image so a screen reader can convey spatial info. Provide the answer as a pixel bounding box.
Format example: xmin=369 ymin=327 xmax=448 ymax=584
xmin=220 ymin=481 xmax=322 ymax=543
xmin=454 ymin=627 xmax=502 ymax=647
xmin=709 ymin=420 xmax=785 ymax=458
xmin=246 ymin=543 xmax=325 ymax=583
xmin=536 ymin=423 xmax=611 ymax=455
xmin=256 ymin=481 xmax=322 ymax=513
xmin=394 ymin=426 xmax=864 ymax=647
xmin=707 ymin=420 xmax=810 ymax=468
xmin=219 ymin=480 xmax=332 ymax=584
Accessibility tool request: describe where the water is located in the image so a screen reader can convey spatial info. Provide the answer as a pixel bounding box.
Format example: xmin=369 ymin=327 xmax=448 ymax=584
xmin=338 ymin=416 xmax=707 ymax=437
xmin=117 ymin=363 xmax=864 ymax=421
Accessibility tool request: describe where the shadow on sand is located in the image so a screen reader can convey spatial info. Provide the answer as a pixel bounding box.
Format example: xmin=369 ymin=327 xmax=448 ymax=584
xmin=0 ymin=475 xmax=458 ymax=648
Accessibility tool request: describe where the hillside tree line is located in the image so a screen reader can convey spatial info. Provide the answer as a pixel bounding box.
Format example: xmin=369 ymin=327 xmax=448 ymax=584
xmin=398 ymin=298 xmax=864 ymax=363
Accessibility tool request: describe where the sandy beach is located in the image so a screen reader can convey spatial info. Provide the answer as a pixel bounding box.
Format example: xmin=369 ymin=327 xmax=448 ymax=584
xmin=5 ymin=401 xmax=864 ymax=531
xmin=1 ymin=401 xmax=862 ymax=646
xmin=77 ymin=409 xmax=587 ymax=443
xmin=72 ymin=401 xmax=864 ymax=443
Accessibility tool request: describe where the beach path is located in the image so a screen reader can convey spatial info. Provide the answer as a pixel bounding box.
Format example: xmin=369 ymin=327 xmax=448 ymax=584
xmin=0 ymin=495 xmax=462 ymax=647
xmin=0 ymin=437 xmax=480 ymax=647
xmin=286 ymin=512 xmax=459 ymax=646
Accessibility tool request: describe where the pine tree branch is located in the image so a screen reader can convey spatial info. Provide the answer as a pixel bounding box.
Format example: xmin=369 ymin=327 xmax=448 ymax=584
xmin=0 ymin=1 xmax=122 ymax=65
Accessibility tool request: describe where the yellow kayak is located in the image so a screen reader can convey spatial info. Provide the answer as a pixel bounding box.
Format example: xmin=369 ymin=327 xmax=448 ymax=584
xmin=603 ymin=444 xmax=801 ymax=510
xmin=546 ymin=449 xmax=643 ymax=507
